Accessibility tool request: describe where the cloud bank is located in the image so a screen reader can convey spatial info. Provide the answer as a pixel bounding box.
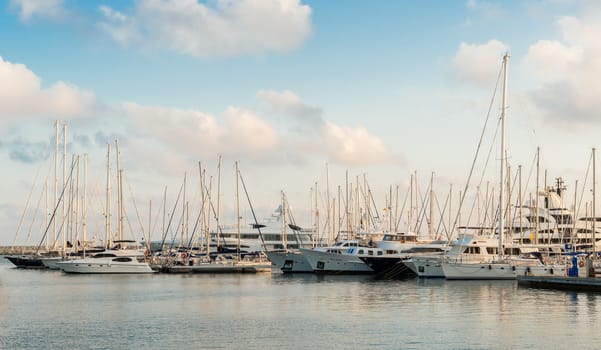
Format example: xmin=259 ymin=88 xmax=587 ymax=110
xmin=453 ymin=40 xmax=509 ymax=86
xmin=98 ymin=0 xmax=312 ymax=58
xmin=0 ymin=56 xmax=97 ymax=124
xmin=524 ymin=14 xmax=601 ymax=127
xmin=9 ymin=0 xmax=66 ymax=22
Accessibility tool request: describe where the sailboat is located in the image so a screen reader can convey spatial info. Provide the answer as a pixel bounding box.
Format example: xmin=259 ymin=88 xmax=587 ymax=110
xmin=440 ymin=54 xmax=564 ymax=280
xmin=57 ymin=141 xmax=154 ymax=274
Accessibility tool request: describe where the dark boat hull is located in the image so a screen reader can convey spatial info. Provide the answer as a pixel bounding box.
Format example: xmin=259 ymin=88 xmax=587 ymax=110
xmin=5 ymin=256 xmax=45 ymax=269
xmin=360 ymin=257 xmax=416 ymax=279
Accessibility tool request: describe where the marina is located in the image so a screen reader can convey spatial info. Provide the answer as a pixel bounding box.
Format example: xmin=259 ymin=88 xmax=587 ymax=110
xmin=5 ymin=1 xmax=601 ymax=349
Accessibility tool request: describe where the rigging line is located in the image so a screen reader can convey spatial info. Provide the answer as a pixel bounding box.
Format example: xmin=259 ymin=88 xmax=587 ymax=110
xmin=185 ymin=163 xmax=208 ymax=252
xmin=451 ymin=59 xmax=504 ymax=235
xmin=284 ymin=194 xmax=306 ymax=248
xmin=366 ymin=180 xmax=381 ymax=226
xmin=34 ymin=157 xmax=77 ymax=254
xmin=124 ymin=171 xmax=146 ymax=241
xmin=463 ymin=115 xmax=503 ymax=229
xmin=237 ymin=167 xmax=267 ymax=252
xmin=200 ymin=174 xmax=227 ymax=248
xmin=413 ymin=179 xmax=431 ymax=235
xmin=394 ymin=183 xmax=411 ymax=232
xmin=159 ymin=180 xmax=184 ymax=252
xmin=435 ymin=190 xmax=450 ymax=239
xmin=167 ymin=204 xmax=185 ymax=252
xmin=576 ymin=151 xmax=593 ymax=221
xmin=12 ymin=155 xmax=49 ymax=249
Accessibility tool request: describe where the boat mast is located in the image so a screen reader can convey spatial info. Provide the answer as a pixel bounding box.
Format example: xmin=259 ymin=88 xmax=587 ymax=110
xmin=53 ymin=120 xmax=59 ymax=250
xmin=499 ymin=53 xmax=509 ymax=260
xmin=83 ymin=154 xmax=87 ymax=257
xmin=62 ymin=123 xmax=67 ymax=254
xmin=281 ymin=191 xmax=287 ymax=249
xmin=235 ymin=161 xmax=241 ymax=261
xmin=593 ymin=148 xmax=596 ymax=257
xmin=326 ymin=163 xmax=331 ymax=244
xmin=105 ymin=143 xmax=111 ymax=248
xmin=429 ymin=172 xmax=434 ymax=240
xmin=115 ymin=140 xmax=124 ymax=242
xmin=216 ymin=155 xmax=222 ymax=250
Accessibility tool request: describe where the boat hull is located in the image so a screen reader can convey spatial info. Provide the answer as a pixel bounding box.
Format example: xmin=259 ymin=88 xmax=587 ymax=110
xmin=265 ymin=250 xmax=313 ymax=273
xmin=404 ymin=257 xmax=445 ymax=278
xmin=442 ymin=261 xmax=516 ymax=280
xmin=359 ymin=257 xmax=415 ymax=279
xmin=5 ymin=256 xmax=45 ymax=269
xmin=299 ymin=248 xmax=373 ymax=275
xmin=58 ymin=258 xmax=154 ymax=274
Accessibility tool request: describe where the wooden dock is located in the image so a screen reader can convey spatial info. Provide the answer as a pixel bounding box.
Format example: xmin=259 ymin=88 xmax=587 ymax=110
xmin=517 ymin=275 xmax=601 ymax=292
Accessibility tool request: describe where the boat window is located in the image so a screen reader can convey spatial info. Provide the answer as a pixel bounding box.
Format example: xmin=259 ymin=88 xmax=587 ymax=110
xmin=358 ymin=249 xmax=364 ymax=255
xmin=377 ymin=251 xmax=383 ymax=256
xmin=368 ymin=250 xmax=373 ymax=256
xmin=93 ymin=253 xmax=118 ymax=258
xmin=112 ymin=257 xmax=133 ymax=262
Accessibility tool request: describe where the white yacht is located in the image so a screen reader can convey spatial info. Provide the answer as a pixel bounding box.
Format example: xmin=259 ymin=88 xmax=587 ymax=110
xmin=404 ymin=256 xmax=445 ymax=278
xmin=439 ymin=233 xmax=564 ymax=280
xmin=58 ymin=254 xmax=154 ymax=274
xmin=57 ymin=240 xmax=153 ymax=274
xmin=265 ymin=249 xmax=313 ymax=273
xmin=299 ymin=240 xmax=376 ymax=274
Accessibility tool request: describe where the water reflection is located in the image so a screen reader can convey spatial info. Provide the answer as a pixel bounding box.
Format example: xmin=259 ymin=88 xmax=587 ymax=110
xmin=2 ymin=260 xmax=601 ymax=349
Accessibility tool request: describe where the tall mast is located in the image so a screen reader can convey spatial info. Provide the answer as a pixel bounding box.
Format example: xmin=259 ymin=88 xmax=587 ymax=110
xmin=235 ymin=161 xmax=241 ymax=261
xmin=498 ymin=53 xmax=509 ymax=260
xmin=593 ymin=148 xmax=596 ymax=256
xmin=115 ymin=140 xmax=123 ymax=242
xmin=281 ymin=191 xmax=287 ymax=249
xmin=429 ymin=172 xmax=434 ymax=239
xmin=105 ymin=143 xmax=111 ymax=248
xmin=216 ymin=155 xmax=222 ymax=248
xmin=326 ymin=164 xmax=331 ymax=242
xmin=182 ymin=172 xmax=187 ymax=247
xmin=83 ymin=154 xmax=87 ymax=257
xmin=62 ymin=123 xmax=67 ymax=253
xmin=53 ymin=120 xmax=59 ymax=250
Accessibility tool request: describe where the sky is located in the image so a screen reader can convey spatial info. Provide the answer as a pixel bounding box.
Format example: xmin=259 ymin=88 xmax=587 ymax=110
xmin=1 ymin=0 xmax=601 ymax=245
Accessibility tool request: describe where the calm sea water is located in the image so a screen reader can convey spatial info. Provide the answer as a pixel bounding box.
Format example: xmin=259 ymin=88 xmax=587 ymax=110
xmin=1 ymin=258 xmax=601 ymax=350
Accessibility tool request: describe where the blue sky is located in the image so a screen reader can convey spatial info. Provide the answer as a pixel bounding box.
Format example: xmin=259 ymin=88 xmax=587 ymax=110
xmin=1 ymin=0 xmax=599 ymax=245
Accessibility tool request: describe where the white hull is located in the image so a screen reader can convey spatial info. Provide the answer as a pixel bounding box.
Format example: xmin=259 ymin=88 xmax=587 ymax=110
xmin=404 ymin=256 xmax=444 ymax=278
xmin=41 ymin=257 xmax=66 ymax=270
xmin=58 ymin=258 xmax=154 ymax=274
xmin=442 ymin=261 xmax=516 ymax=280
xmin=299 ymin=248 xmax=373 ymax=274
xmin=265 ymin=250 xmax=313 ymax=273
xmin=442 ymin=260 xmax=566 ymax=280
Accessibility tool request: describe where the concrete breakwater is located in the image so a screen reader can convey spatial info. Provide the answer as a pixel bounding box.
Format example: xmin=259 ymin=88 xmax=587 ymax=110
xmin=0 ymin=246 xmax=39 ymax=255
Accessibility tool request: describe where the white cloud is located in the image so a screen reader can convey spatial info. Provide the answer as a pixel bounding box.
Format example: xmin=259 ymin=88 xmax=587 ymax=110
xmin=258 ymin=89 xmax=399 ymax=165
xmin=9 ymin=0 xmax=65 ymax=22
xmin=0 ymin=56 xmax=97 ymax=127
xmin=453 ymin=40 xmax=509 ymax=86
xmin=524 ymin=14 xmax=601 ymax=126
xmin=123 ymin=102 xmax=281 ymax=160
xmin=322 ymin=123 xmax=399 ymax=165
xmin=256 ymin=89 xmax=323 ymax=132
xmin=465 ymin=0 xmax=503 ymax=18
xmin=98 ymin=0 xmax=312 ymax=58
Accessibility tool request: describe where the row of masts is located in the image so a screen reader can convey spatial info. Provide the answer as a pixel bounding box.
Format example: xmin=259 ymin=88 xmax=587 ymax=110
xmin=12 ymin=118 xmax=601 ymax=255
